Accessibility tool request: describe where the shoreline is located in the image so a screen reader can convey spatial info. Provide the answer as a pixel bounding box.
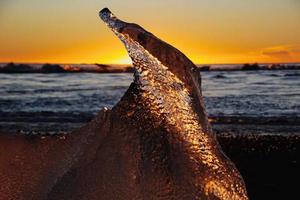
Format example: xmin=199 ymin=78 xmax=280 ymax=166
xmin=1 ymin=62 xmax=300 ymax=73
xmin=0 ymin=111 xmax=299 ymax=135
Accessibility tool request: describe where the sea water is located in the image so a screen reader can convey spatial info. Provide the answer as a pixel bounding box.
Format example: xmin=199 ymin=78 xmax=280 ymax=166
xmin=0 ymin=70 xmax=299 ymax=133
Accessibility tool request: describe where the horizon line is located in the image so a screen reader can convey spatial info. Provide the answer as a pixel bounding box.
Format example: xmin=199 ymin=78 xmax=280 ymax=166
xmin=1 ymin=61 xmax=300 ymax=66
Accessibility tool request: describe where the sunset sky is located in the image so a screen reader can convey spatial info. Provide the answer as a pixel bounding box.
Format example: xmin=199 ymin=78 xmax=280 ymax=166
xmin=0 ymin=0 xmax=299 ymax=64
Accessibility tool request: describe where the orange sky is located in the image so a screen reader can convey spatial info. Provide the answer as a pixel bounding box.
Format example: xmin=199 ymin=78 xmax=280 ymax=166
xmin=0 ymin=0 xmax=299 ymax=64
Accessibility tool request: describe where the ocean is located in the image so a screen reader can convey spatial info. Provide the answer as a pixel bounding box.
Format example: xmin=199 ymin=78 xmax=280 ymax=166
xmin=0 ymin=70 xmax=300 ymax=134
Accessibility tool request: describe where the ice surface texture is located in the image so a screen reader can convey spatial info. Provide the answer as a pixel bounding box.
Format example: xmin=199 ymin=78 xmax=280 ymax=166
xmin=99 ymin=8 xmax=248 ymax=200
xmin=0 ymin=8 xmax=248 ymax=200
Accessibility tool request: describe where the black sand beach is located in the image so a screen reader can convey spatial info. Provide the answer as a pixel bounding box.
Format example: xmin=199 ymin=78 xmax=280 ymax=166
xmin=219 ymin=133 xmax=299 ymax=200
xmin=1 ymin=126 xmax=298 ymax=200
xmin=0 ymin=114 xmax=298 ymax=200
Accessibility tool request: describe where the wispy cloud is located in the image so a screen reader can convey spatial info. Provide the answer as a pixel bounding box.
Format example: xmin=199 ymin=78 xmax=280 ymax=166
xmin=261 ymin=44 xmax=300 ymax=61
xmin=263 ymin=44 xmax=300 ymax=52
xmin=262 ymin=50 xmax=292 ymax=60
xmin=263 ymin=50 xmax=289 ymax=56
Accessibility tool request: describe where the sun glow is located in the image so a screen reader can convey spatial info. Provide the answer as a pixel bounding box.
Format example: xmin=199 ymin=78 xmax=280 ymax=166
xmin=0 ymin=0 xmax=299 ymax=64
xmin=111 ymin=55 xmax=132 ymax=65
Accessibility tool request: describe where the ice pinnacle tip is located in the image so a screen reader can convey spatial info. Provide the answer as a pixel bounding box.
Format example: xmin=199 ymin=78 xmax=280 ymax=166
xmin=99 ymin=7 xmax=114 ymax=23
xmin=100 ymin=8 xmax=111 ymax=15
xmin=99 ymin=7 xmax=125 ymax=32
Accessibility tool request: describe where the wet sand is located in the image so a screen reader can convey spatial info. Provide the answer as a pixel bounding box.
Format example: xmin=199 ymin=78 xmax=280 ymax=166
xmin=218 ymin=134 xmax=299 ymax=200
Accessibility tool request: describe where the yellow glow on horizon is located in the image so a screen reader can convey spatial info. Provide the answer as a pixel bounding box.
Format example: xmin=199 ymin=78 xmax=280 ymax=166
xmin=1 ymin=50 xmax=299 ymax=65
xmin=111 ymin=56 xmax=132 ymax=65
xmin=0 ymin=0 xmax=299 ymax=64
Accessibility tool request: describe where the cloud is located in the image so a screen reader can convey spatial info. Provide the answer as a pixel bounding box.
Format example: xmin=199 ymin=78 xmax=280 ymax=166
xmin=263 ymin=44 xmax=300 ymax=52
xmin=261 ymin=44 xmax=300 ymax=61
xmin=263 ymin=50 xmax=290 ymax=57
xmin=262 ymin=50 xmax=292 ymax=60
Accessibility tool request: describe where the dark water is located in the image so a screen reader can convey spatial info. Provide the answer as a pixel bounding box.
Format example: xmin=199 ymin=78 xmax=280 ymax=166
xmin=203 ymin=70 xmax=300 ymax=117
xmin=1 ymin=70 xmax=299 ymax=116
xmin=0 ymin=73 xmax=130 ymax=113
xmin=0 ymin=70 xmax=300 ymax=134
